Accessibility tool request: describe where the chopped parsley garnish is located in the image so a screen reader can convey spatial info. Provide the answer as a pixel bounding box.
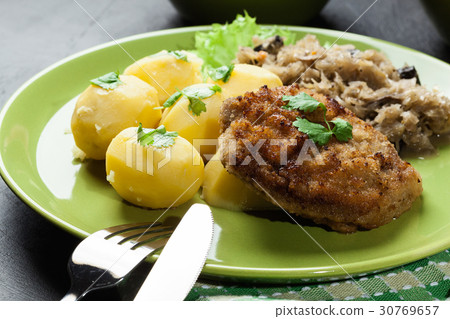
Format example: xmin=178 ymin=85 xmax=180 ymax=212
xmin=90 ymin=71 xmax=123 ymax=90
xmin=285 ymin=93 xmax=353 ymax=146
xmin=282 ymin=93 xmax=326 ymax=113
xmin=208 ymin=64 xmax=234 ymax=83
xmin=293 ymin=118 xmax=333 ymax=146
xmin=137 ymin=124 xmax=178 ymax=148
xmin=330 ymin=118 xmax=354 ymax=142
xmin=162 ymin=91 xmax=183 ymax=108
xmin=162 ymin=84 xmax=222 ymax=116
xmin=168 ymin=50 xmax=189 ymax=62
xmin=186 ymin=95 xmax=207 ymax=115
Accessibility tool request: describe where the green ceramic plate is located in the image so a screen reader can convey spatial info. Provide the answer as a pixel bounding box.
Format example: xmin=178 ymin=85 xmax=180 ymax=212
xmin=1 ymin=26 xmax=449 ymax=284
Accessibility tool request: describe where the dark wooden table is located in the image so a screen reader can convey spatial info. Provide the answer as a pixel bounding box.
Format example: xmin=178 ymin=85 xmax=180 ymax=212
xmin=0 ymin=0 xmax=449 ymax=300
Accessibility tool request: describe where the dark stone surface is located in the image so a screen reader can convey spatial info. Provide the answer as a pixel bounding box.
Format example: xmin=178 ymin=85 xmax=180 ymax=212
xmin=0 ymin=0 xmax=448 ymax=300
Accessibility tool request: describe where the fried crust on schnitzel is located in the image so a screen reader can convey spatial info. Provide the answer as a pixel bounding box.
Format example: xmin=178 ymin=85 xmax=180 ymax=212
xmin=219 ymin=84 xmax=422 ymax=233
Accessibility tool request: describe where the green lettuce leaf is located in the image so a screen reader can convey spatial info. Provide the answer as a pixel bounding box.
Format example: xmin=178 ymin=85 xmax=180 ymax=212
xmin=194 ymin=12 xmax=295 ymax=70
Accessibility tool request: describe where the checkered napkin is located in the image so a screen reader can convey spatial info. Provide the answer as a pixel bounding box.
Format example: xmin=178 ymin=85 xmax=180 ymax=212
xmin=186 ymin=249 xmax=450 ymax=301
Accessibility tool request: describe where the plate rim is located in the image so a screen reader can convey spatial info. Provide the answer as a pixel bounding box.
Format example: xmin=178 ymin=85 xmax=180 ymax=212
xmin=1 ymin=25 xmax=449 ymax=282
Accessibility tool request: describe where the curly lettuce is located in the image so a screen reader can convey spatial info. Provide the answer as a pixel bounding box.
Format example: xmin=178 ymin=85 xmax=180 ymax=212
xmin=194 ymin=12 xmax=295 ymax=70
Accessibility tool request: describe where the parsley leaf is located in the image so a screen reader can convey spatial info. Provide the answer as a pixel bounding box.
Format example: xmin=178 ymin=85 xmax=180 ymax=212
xmin=293 ymin=118 xmax=333 ymax=146
xmin=284 ymin=92 xmax=353 ymax=146
xmin=182 ymin=84 xmax=222 ymax=99
xmin=293 ymin=117 xmax=353 ymax=146
xmin=162 ymin=91 xmax=183 ymax=108
xmin=186 ymin=96 xmax=206 ymax=115
xmin=208 ymin=65 xmax=235 ymax=83
xmin=282 ymin=93 xmax=326 ymax=113
xmin=160 ymin=84 xmax=222 ymax=116
xmin=137 ymin=124 xmax=178 ymax=148
xmin=168 ymin=50 xmax=189 ymax=62
xmin=90 ymin=71 xmax=123 ymax=90
xmin=331 ymin=118 xmax=353 ymax=142
xmin=182 ymin=84 xmax=221 ymax=115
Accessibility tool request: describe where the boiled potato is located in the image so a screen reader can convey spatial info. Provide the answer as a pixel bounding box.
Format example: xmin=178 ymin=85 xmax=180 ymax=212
xmin=202 ymin=152 xmax=277 ymax=211
xmin=71 ymin=75 xmax=161 ymax=160
xmin=208 ymin=64 xmax=283 ymax=99
xmin=106 ymin=127 xmax=204 ymax=209
xmin=160 ymin=83 xmax=223 ymax=157
xmin=160 ymin=107 xmax=171 ymax=123
xmin=124 ymin=50 xmax=203 ymax=105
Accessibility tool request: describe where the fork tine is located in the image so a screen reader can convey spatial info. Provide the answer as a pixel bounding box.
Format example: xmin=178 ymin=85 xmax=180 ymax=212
xmin=104 ymin=222 xmax=163 ymax=238
xmin=118 ymin=228 xmax=174 ymax=245
xmin=132 ymin=235 xmax=171 ymax=251
xmin=110 ymin=225 xmax=174 ymax=242
xmin=105 ymin=223 xmax=175 ymax=247
xmin=131 ymin=231 xmax=173 ymax=250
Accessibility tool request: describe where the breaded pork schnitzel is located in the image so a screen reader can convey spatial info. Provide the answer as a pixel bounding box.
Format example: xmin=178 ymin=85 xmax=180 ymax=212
xmin=219 ymin=84 xmax=422 ymax=233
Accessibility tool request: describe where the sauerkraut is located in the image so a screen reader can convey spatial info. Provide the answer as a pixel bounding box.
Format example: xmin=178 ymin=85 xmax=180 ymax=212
xmin=235 ymin=35 xmax=450 ymax=152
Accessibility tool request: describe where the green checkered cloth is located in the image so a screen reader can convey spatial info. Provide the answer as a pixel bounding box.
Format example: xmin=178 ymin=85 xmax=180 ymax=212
xmin=186 ymin=249 xmax=450 ymax=301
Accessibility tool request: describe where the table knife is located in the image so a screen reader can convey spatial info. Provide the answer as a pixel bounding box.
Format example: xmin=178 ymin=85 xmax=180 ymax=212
xmin=134 ymin=203 xmax=214 ymax=301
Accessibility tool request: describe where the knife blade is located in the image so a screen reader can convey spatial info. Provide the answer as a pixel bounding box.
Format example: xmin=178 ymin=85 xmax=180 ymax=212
xmin=134 ymin=203 xmax=214 ymax=301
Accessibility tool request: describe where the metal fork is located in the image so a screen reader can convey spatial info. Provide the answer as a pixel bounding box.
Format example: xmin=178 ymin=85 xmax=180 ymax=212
xmin=61 ymin=222 xmax=175 ymax=301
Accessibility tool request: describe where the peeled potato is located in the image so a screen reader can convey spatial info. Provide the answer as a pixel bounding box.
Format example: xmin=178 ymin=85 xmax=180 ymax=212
xmin=71 ymin=75 xmax=161 ymax=160
xmin=160 ymin=83 xmax=223 ymax=157
xmin=160 ymin=106 xmax=173 ymax=124
xmin=124 ymin=50 xmax=203 ymax=105
xmin=106 ymin=127 xmax=204 ymax=209
xmin=208 ymin=64 xmax=283 ymax=99
xmin=202 ymin=153 xmax=277 ymax=211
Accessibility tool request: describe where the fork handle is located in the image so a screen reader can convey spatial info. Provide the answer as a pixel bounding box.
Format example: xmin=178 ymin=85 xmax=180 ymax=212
xmin=61 ymin=293 xmax=77 ymax=301
xmin=61 ymin=288 xmax=80 ymax=301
